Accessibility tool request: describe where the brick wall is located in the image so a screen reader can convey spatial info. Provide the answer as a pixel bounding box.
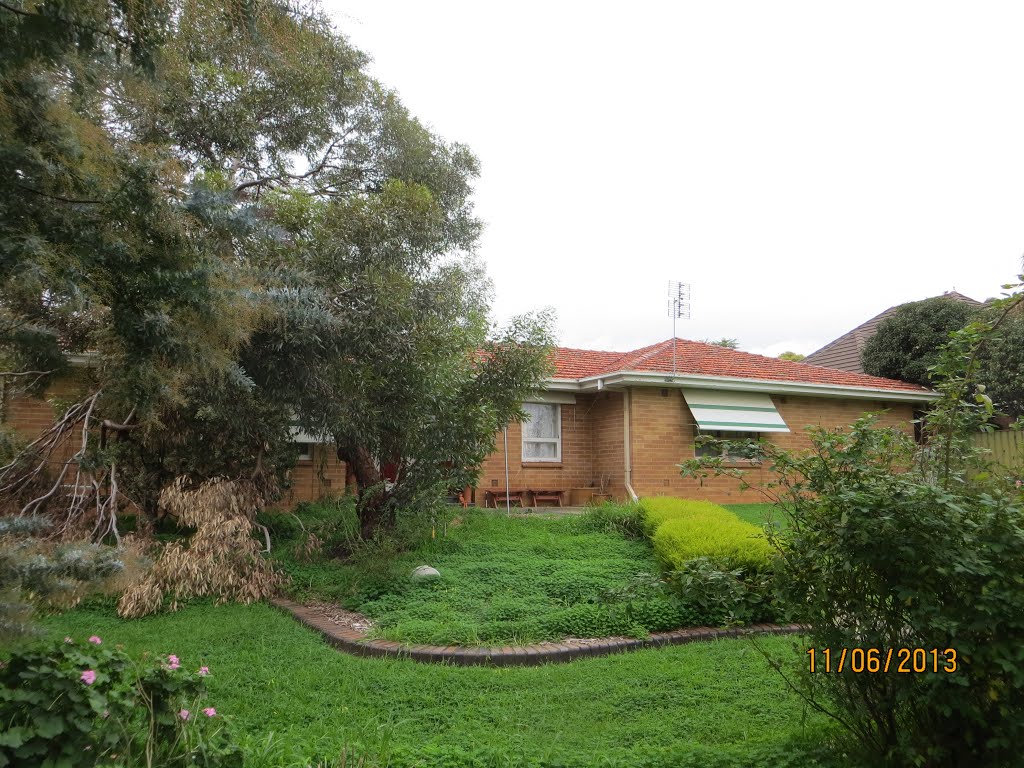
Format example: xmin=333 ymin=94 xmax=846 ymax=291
xmin=280 ymin=444 xmax=348 ymax=506
xmin=476 ymin=386 xmax=917 ymax=506
xmin=629 ymin=387 xmax=915 ymax=503
xmin=476 ymin=398 xmax=595 ymax=505
xmin=2 ymin=377 xmax=344 ymax=508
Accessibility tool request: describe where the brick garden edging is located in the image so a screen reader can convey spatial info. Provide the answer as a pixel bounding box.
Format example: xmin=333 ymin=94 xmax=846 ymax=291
xmin=271 ymin=597 xmax=805 ymax=666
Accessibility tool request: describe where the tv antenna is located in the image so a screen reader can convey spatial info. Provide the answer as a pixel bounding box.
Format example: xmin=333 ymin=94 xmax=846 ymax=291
xmin=667 ymin=281 xmax=691 ymax=375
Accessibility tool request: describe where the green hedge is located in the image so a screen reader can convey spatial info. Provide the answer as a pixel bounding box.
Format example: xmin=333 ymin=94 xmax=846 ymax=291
xmin=639 ymin=497 xmax=773 ymax=573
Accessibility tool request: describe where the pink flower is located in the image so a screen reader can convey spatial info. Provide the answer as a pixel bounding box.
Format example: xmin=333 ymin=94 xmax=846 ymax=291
xmin=198 ymin=666 xmax=210 ymax=676
xmin=1016 ymin=479 xmax=1022 ymax=488
xmin=179 ymin=709 xmax=190 ymax=721
xmin=202 ymin=707 xmax=216 ymax=717
xmin=166 ymin=654 xmax=180 ymax=670
xmin=81 ymin=670 xmax=96 ymax=685
xmin=88 ymin=636 xmax=102 ymax=645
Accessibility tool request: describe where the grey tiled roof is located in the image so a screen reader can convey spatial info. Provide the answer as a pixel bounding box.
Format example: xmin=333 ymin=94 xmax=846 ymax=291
xmin=804 ymin=291 xmax=982 ymax=374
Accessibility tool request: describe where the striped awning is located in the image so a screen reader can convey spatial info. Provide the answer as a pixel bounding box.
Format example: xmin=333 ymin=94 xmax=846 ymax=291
xmin=681 ymin=389 xmax=790 ymax=433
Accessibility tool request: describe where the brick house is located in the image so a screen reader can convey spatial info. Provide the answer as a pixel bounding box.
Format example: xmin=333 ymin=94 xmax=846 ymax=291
xmin=1 ymin=338 xmax=933 ymax=508
xmin=475 ymin=338 xmax=934 ymax=506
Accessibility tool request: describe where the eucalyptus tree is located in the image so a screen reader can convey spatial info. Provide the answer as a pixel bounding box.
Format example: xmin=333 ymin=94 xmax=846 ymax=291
xmin=1 ymin=0 xmax=551 ymax=541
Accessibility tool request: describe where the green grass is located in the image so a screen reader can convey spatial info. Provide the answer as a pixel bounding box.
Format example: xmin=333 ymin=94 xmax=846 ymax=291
xmin=275 ymin=510 xmax=679 ymax=645
xmin=724 ymin=503 xmax=790 ymax=531
xmin=42 ymin=602 xmax=844 ymax=767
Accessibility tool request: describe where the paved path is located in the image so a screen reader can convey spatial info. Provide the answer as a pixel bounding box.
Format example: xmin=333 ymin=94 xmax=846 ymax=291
xmin=271 ymin=598 xmax=804 ymax=666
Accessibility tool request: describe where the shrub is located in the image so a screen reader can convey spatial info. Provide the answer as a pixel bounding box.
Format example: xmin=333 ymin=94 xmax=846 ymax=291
xmin=665 ymin=557 xmax=772 ymax=626
xmin=641 ymin=498 xmax=773 ymax=574
xmin=639 ymin=497 xmax=731 ymax=537
xmin=0 ymin=634 xmax=241 ymax=767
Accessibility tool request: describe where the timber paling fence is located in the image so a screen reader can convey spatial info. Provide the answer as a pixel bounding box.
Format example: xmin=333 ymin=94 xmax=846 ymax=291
xmin=972 ymin=430 xmax=1024 ymax=473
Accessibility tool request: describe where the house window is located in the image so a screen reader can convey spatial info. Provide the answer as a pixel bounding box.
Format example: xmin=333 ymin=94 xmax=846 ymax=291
xmin=522 ymin=403 xmax=561 ymax=462
xmin=295 ymin=442 xmax=313 ymax=461
xmin=695 ymin=430 xmax=761 ymax=462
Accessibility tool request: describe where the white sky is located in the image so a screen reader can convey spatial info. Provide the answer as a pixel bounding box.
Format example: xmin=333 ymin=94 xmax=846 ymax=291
xmin=325 ymin=1 xmax=1024 ymax=357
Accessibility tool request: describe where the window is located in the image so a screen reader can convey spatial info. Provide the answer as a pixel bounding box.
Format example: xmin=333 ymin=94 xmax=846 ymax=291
xmin=522 ymin=402 xmax=561 ymax=462
xmin=695 ymin=429 xmax=761 ymax=462
xmin=295 ymin=442 xmax=313 ymax=461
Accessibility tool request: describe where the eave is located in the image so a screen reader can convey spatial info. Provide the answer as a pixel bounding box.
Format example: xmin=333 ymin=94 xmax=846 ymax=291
xmin=544 ymin=371 xmax=937 ymax=403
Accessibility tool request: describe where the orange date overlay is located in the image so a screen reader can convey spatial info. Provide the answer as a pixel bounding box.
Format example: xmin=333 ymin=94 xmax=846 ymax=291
xmin=807 ymin=647 xmax=958 ymax=674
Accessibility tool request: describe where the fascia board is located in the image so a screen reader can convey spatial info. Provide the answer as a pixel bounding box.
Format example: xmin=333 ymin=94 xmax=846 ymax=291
xmin=554 ymin=371 xmax=937 ymax=403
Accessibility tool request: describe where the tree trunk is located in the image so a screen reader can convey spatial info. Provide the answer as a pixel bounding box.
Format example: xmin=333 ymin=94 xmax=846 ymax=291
xmin=336 ymin=442 xmax=390 ymax=539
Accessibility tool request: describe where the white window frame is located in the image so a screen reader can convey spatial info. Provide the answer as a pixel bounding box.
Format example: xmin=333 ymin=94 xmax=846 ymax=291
xmin=522 ymin=402 xmax=562 ymax=463
xmin=295 ymin=442 xmax=313 ymax=461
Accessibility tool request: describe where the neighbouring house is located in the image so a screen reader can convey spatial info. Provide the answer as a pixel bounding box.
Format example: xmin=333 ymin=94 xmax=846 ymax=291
xmin=803 ymin=290 xmax=981 ymax=373
xmin=475 ymin=337 xmax=935 ymax=506
xmin=1 ymin=338 xmax=934 ymax=509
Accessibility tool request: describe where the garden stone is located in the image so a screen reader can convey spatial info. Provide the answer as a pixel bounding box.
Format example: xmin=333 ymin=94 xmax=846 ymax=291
xmin=411 ymin=565 xmax=441 ymax=581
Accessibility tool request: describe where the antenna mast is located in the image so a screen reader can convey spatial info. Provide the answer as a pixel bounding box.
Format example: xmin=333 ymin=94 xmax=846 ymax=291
xmin=667 ymin=281 xmax=691 ymax=375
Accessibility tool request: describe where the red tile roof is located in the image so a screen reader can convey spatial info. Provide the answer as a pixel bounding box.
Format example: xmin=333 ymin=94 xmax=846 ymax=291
xmin=551 ymin=338 xmax=930 ymax=393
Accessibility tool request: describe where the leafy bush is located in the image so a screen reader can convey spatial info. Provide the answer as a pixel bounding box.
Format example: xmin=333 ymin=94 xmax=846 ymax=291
xmin=763 ymin=419 xmax=1024 ymax=767
xmin=641 ymin=498 xmax=773 ymax=573
xmin=665 ymin=557 xmax=772 ymax=626
xmin=0 ymin=634 xmax=240 ymax=767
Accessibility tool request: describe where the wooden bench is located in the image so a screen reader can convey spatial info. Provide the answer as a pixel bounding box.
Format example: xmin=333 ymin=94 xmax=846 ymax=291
xmin=530 ymin=489 xmax=564 ymax=507
xmin=486 ymin=489 xmax=525 ymax=508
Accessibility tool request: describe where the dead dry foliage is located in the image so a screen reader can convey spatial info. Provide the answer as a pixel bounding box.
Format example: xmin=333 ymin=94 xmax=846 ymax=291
xmin=118 ymin=477 xmax=283 ymax=618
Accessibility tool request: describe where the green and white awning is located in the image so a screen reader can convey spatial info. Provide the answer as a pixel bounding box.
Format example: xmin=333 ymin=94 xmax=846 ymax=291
xmin=681 ymin=389 xmax=790 ymax=433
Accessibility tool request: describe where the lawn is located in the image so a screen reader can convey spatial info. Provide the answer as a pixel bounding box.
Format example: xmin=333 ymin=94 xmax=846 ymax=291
xmin=44 ymin=602 xmax=842 ymax=767
xmin=274 ymin=509 xmax=680 ymax=645
xmin=723 ymin=502 xmax=790 ymax=530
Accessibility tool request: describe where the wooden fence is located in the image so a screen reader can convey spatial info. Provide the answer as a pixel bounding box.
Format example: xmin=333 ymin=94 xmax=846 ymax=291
xmin=972 ymin=430 xmax=1024 ymax=472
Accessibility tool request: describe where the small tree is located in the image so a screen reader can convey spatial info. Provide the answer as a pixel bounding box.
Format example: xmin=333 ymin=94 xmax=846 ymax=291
xmin=777 ymin=351 xmax=805 ymax=362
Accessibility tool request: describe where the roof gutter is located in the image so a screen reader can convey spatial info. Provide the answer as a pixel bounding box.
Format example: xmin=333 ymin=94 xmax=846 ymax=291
xmin=555 ymin=371 xmax=936 ymax=403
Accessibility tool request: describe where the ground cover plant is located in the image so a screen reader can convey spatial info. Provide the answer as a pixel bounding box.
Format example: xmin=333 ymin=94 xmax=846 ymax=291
xmin=39 ymin=601 xmax=849 ymax=768
xmin=268 ymin=501 xmax=687 ymax=644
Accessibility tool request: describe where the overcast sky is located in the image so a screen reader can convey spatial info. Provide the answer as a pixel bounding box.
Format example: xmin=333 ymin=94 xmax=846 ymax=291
xmin=325 ymin=1 xmax=1024 ymax=357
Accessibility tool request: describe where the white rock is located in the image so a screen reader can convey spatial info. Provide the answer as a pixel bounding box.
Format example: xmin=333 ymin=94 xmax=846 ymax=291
xmin=411 ymin=565 xmax=441 ymax=580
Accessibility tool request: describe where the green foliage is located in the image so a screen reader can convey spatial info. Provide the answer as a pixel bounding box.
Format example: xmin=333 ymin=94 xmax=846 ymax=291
xmin=762 ymin=418 xmax=1024 ymax=766
xmin=701 ymin=338 xmax=739 ymax=349
xmin=861 ymin=296 xmax=979 ymax=385
xmin=273 ymin=509 xmax=688 ymax=644
xmin=977 ymin=310 xmax=1024 ymax=418
xmin=0 ymin=0 xmax=553 ymax=539
xmin=44 ymin=602 xmax=840 ymax=767
xmin=0 ymin=634 xmax=240 ymax=767
xmin=639 ymin=498 xmax=774 ymax=573
xmin=576 ymin=503 xmax=646 ymax=538
xmin=0 ymin=517 xmax=124 ymax=642
xmin=665 ymin=557 xmax=772 ymax=626
xmin=777 ymin=351 xmax=805 ymax=362
xmin=682 ymin=279 xmax=1024 ymax=767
